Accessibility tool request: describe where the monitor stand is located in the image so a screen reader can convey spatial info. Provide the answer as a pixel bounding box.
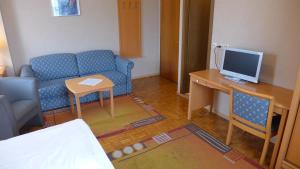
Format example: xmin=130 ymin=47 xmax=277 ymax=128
xmin=223 ymin=75 xmax=246 ymax=84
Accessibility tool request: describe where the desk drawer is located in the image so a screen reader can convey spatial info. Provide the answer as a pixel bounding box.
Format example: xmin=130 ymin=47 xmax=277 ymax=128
xmin=192 ymin=78 xmax=207 ymax=86
xmin=191 ymin=77 xmax=229 ymax=93
xmin=206 ymin=80 xmax=228 ymax=93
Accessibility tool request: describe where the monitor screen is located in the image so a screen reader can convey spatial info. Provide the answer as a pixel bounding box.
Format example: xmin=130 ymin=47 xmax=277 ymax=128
xmin=223 ymin=50 xmax=259 ymax=77
xmin=220 ymin=48 xmax=263 ymax=83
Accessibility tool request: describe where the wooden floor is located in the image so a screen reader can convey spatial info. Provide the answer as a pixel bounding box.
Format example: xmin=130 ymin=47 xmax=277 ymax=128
xmin=42 ymin=76 xmax=274 ymax=167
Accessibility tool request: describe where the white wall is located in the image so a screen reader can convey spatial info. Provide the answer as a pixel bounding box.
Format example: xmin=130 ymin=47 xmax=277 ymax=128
xmin=0 ymin=0 xmax=160 ymax=78
xmin=0 ymin=11 xmax=14 ymax=75
xmin=131 ymin=0 xmax=160 ymax=78
xmin=210 ymin=0 xmax=300 ymax=117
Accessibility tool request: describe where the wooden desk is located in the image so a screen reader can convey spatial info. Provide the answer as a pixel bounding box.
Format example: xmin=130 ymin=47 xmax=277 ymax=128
xmin=188 ymin=69 xmax=293 ymax=168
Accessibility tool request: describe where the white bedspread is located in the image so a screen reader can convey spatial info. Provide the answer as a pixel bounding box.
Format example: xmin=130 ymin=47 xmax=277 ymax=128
xmin=0 ymin=119 xmax=115 ymax=169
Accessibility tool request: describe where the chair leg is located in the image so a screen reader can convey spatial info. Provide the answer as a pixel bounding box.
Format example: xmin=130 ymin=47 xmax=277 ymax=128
xmin=226 ymin=122 xmax=234 ymax=145
xmin=259 ymin=136 xmax=270 ymax=165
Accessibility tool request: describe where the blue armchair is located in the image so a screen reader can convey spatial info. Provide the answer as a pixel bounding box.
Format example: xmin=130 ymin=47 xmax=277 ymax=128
xmin=0 ymin=77 xmax=44 ymax=140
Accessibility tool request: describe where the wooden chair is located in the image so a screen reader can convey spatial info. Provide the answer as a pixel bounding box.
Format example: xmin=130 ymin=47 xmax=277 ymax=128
xmin=226 ymin=85 xmax=278 ymax=165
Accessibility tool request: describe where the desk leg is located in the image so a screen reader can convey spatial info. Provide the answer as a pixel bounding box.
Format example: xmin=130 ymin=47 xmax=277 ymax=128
xmin=269 ymin=109 xmax=288 ymax=169
xmin=188 ymin=79 xmax=195 ymax=120
xmin=99 ymin=91 xmax=103 ymax=107
xmin=75 ymin=96 xmax=82 ymax=119
xmin=68 ymin=91 xmax=75 ymax=115
xmin=110 ymin=88 xmax=115 ymax=118
xmin=210 ymin=90 xmax=214 ymax=113
xmin=188 ymin=79 xmax=213 ymax=120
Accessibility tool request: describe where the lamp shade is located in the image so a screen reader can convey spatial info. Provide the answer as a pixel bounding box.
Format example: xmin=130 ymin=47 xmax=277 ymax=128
xmin=0 ymin=36 xmax=4 ymax=49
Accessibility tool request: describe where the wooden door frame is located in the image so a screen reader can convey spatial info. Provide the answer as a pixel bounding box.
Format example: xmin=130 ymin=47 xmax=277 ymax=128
xmin=179 ymin=0 xmax=191 ymax=94
xmin=177 ymin=0 xmax=214 ymax=94
xmin=159 ymin=0 xmax=181 ymax=83
xmin=177 ymin=0 xmax=185 ymax=93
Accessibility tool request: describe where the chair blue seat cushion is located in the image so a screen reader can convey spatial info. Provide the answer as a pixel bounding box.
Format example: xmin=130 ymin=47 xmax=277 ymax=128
xmin=39 ymin=77 xmax=77 ymax=99
xmin=12 ymin=100 xmax=36 ymax=121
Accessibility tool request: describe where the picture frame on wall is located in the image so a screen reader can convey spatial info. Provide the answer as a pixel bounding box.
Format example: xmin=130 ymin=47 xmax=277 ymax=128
xmin=51 ymin=0 xmax=80 ymax=16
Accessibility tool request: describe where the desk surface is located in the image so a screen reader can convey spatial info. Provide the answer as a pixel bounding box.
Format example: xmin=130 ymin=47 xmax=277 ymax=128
xmin=190 ymin=69 xmax=293 ymax=110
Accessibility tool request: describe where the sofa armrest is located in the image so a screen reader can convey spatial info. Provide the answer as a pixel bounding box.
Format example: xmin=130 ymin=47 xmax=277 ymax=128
xmin=20 ymin=65 xmax=34 ymax=77
xmin=115 ymin=56 xmax=134 ymax=93
xmin=0 ymin=95 xmax=18 ymax=140
xmin=115 ymin=56 xmax=134 ymax=76
xmin=0 ymin=77 xmax=39 ymax=102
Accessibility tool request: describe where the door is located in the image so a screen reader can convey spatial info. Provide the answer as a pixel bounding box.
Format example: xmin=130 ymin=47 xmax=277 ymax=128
xmin=160 ymin=0 xmax=180 ymax=83
xmin=118 ymin=0 xmax=141 ymax=58
xmin=285 ymin=107 xmax=300 ymax=166
xmin=275 ymin=69 xmax=300 ymax=169
xmin=181 ymin=0 xmax=212 ymax=93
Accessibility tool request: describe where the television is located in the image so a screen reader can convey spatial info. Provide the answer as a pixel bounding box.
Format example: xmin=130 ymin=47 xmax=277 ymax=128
xmin=220 ymin=48 xmax=263 ymax=83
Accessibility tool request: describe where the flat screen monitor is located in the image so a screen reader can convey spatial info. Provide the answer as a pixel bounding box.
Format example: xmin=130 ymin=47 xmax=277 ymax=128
xmin=220 ymin=48 xmax=263 ymax=83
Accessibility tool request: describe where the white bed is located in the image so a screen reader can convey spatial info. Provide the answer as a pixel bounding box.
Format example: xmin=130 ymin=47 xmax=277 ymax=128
xmin=0 ymin=119 xmax=115 ymax=169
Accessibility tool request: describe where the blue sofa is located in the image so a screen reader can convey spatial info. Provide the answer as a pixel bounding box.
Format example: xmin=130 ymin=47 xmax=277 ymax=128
xmin=21 ymin=50 xmax=134 ymax=112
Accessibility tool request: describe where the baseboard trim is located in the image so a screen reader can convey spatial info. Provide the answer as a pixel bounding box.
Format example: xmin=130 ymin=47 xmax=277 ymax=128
xmin=132 ymin=73 xmax=160 ymax=80
xmin=213 ymin=111 xmax=229 ymax=120
xmin=177 ymin=93 xmax=189 ymax=99
xmin=186 ymin=95 xmax=229 ymax=120
xmin=206 ymin=106 xmax=229 ymax=120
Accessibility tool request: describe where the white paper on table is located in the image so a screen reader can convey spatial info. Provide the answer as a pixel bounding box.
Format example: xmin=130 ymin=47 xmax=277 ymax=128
xmin=79 ymin=78 xmax=103 ymax=86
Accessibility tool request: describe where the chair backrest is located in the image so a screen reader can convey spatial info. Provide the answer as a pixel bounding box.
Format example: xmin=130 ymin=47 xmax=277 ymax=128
xmin=230 ymin=85 xmax=274 ymax=133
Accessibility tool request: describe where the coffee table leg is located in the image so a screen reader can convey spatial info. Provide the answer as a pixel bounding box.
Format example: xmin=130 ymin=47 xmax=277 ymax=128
xmin=68 ymin=91 xmax=75 ymax=115
xmin=99 ymin=91 xmax=103 ymax=107
xmin=75 ymin=96 xmax=82 ymax=119
xmin=110 ymin=88 xmax=114 ymax=118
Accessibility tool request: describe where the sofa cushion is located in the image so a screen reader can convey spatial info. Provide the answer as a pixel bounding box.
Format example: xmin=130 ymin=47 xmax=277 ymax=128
xmin=31 ymin=53 xmax=79 ymax=81
xmin=76 ymin=50 xmax=116 ymax=76
xmin=39 ymin=77 xmax=75 ymax=99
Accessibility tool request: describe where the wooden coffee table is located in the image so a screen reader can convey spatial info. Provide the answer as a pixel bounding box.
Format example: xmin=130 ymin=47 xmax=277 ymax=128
xmin=65 ymin=74 xmax=115 ymax=119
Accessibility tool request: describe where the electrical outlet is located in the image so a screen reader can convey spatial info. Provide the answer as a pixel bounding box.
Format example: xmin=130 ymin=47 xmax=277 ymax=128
xmin=220 ymin=44 xmax=229 ymax=48
xmin=212 ymin=42 xmax=229 ymax=48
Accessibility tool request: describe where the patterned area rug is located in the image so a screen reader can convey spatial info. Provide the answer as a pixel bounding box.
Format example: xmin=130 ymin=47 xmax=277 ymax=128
xmin=107 ymin=123 xmax=263 ymax=169
xmin=44 ymin=95 xmax=165 ymax=138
